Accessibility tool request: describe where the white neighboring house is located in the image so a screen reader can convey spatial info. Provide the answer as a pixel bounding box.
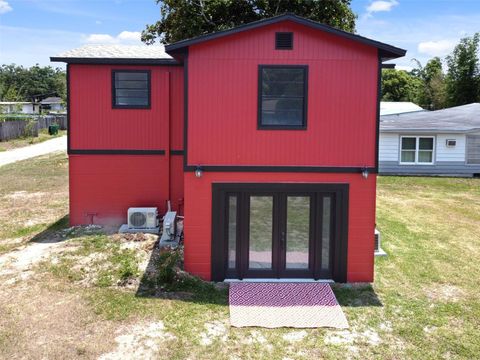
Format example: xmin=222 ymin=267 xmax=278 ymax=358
xmin=0 ymin=101 xmax=40 ymax=114
xmin=380 ymin=101 xmax=424 ymax=116
xmin=40 ymin=97 xmax=65 ymax=112
xmin=379 ymin=103 xmax=480 ymax=177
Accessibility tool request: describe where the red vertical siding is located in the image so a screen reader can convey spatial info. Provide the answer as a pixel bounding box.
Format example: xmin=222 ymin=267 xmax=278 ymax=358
xmin=70 ymin=64 xmax=183 ymax=150
xmin=69 ymin=155 xmax=170 ymax=225
xmin=68 ymin=64 xmax=184 ymax=224
xmin=187 ymin=21 xmax=378 ymax=167
xmin=183 ymin=172 xmax=377 ymax=282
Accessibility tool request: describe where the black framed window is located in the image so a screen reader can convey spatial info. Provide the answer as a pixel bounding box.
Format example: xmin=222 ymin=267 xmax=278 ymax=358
xmin=112 ymin=70 xmax=151 ymax=109
xmin=258 ymin=65 xmax=308 ymax=129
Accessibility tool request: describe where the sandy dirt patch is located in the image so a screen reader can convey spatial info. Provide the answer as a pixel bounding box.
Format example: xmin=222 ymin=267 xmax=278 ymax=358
xmin=199 ymin=321 xmax=229 ymax=346
xmin=0 ymin=239 xmax=68 ymax=280
xmin=98 ymin=321 xmax=176 ymax=360
xmin=424 ymin=284 xmax=465 ymax=302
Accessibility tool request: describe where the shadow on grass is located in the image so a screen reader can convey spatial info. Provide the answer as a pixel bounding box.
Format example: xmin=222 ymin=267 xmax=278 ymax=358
xmin=28 ymin=215 xmax=71 ymax=243
xmin=134 ymin=243 xmax=228 ymax=306
xmin=332 ymin=284 xmax=383 ymax=307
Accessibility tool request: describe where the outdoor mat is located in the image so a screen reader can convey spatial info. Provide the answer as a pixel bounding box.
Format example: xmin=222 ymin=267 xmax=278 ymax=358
xmin=229 ymin=282 xmax=349 ymax=328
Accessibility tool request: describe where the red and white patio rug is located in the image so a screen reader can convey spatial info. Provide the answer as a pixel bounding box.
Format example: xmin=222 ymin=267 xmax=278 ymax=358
xmin=229 ymin=282 xmax=349 ymax=328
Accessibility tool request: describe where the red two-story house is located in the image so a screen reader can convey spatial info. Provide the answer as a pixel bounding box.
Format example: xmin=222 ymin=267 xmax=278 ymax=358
xmin=52 ymin=14 xmax=405 ymax=283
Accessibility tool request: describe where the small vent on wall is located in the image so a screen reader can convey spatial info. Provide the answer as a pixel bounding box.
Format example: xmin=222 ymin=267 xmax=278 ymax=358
xmin=275 ymin=32 xmax=293 ymax=50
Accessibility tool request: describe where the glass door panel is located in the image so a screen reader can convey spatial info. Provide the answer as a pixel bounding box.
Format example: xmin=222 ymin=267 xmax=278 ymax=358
xmin=321 ymin=196 xmax=332 ymax=272
xmin=248 ymin=196 xmax=273 ymax=269
xmin=227 ymin=196 xmax=237 ymax=269
xmin=286 ymin=196 xmax=310 ymax=269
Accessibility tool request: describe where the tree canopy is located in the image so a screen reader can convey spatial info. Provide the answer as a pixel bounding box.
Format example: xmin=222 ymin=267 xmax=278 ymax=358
xmin=0 ymin=64 xmax=66 ymax=103
xmin=381 ymin=33 xmax=480 ymax=110
xmin=141 ymin=0 xmax=356 ymax=45
xmin=446 ymin=33 xmax=480 ymax=106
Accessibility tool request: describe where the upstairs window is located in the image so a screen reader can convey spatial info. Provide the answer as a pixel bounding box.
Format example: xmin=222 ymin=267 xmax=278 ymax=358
xmin=400 ymin=136 xmax=435 ymax=164
xmin=112 ymin=70 xmax=151 ymax=109
xmin=258 ymin=65 xmax=308 ymax=129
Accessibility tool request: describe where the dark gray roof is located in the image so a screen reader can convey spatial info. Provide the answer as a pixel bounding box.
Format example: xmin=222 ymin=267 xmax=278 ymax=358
xmin=40 ymin=96 xmax=62 ymax=104
xmin=165 ymin=13 xmax=406 ymax=61
xmin=380 ymin=103 xmax=480 ymax=133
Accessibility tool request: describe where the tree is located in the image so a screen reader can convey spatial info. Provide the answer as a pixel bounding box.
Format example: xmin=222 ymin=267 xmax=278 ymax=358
xmin=412 ymin=57 xmax=446 ymax=110
xmin=381 ymin=69 xmax=422 ymax=102
xmin=0 ymin=64 xmax=66 ymax=102
xmin=141 ymin=0 xmax=356 ymax=45
xmin=445 ymin=33 xmax=480 ymax=106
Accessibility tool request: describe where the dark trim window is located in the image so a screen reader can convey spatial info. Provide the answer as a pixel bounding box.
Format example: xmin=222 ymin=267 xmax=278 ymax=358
xmin=112 ymin=70 xmax=151 ymax=109
xmin=258 ymin=65 xmax=308 ymax=129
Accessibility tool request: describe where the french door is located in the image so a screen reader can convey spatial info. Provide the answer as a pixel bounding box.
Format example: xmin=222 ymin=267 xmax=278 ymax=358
xmin=211 ymin=183 xmax=349 ymax=282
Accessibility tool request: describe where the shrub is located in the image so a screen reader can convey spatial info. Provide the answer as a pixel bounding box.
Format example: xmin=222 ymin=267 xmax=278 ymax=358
xmin=156 ymin=247 xmax=182 ymax=285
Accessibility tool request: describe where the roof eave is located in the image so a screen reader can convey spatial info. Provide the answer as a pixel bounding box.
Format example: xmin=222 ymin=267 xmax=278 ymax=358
xmin=50 ymin=57 xmax=181 ymax=66
xmin=165 ymin=13 xmax=406 ymax=60
xmin=380 ymin=129 xmax=472 ymax=134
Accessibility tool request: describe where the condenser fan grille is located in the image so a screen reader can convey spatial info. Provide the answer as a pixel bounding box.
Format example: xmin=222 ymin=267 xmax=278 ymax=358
xmin=130 ymin=212 xmax=147 ymax=227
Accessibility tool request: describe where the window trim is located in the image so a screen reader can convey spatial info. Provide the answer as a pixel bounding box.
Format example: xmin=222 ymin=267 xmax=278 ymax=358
xmin=111 ymin=69 xmax=151 ymax=109
xmin=466 ymin=134 xmax=480 ymax=165
xmin=257 ymin=64 xmax=308 ymax=130
xmin=399 ymin=135 xmax=435 ymax=165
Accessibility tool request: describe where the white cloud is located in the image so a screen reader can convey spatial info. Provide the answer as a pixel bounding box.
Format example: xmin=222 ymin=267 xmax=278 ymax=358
xmin=85 ymin=34 xmax=116 ymax=44
xmin=0 ymin=0 xmax=12 ymax=14
xmin=417 ymin=40 xmax=456 ymax=57
xmin=395 ymin=65 xmax=414 ymax=72
xmin=84 ymin=31 xmax=142 ymax=44
xmin=117 ymin=31 xmax=141 ymax=42
xmin=367 ymin=0 xmax=398 ymax=14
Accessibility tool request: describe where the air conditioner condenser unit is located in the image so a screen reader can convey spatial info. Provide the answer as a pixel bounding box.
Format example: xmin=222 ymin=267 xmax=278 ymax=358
xmin=127 ymin=207 xmax=159 ymax=229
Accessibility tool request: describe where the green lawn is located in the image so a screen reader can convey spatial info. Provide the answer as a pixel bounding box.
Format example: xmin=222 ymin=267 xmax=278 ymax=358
xmin=1 ymin=153 xmax=479 ymax=359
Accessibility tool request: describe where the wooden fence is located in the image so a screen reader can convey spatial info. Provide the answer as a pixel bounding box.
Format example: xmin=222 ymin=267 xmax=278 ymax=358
xmin=0 ymin=114 xmax=67 ymax=142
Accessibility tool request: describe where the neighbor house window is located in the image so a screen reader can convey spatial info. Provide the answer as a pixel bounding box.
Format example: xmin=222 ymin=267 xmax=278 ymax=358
xmin=258 ymin=65 xmax=308 ymax=129
xmin=400 ymin=136 xmax=435 ymax=164
xmin=112 ymin=70 xmax=151 ymax=109
xmin=466 ymin=135 xmax=480 ymax=164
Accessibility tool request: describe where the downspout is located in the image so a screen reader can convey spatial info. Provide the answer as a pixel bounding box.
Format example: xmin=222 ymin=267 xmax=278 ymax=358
xmin=166 ymin=71 xmax=171 ymax=209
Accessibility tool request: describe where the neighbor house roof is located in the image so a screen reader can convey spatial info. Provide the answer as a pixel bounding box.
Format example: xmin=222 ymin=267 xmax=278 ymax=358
xmin=380 ymin=103 xmax=480 ymax=133
xmin=40 ymin=97 xmax=63 ymax=104
xmin=165 ymin=13 xmax=406 ymax=61
xmin=50 ymin=44 xmax=178 ymax=65
xmin=380 ymin=101 xmax=424 ymax=116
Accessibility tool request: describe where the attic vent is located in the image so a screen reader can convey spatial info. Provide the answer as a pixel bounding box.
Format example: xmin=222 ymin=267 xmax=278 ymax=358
xmin=275 ymin=32 xmax=293 ymax=50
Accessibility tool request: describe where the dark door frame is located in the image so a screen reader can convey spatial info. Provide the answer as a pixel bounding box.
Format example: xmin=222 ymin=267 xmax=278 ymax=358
xmin=211 ymin=183 xmax=349 ymax=282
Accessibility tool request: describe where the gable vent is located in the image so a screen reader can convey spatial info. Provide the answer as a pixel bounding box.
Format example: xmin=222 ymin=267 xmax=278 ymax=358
xmin=275 ymin=32 xmax=293 ymax=50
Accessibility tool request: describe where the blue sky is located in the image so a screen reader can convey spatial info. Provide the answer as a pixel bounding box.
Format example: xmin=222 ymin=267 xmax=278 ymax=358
xmin=0 ymin=0 xmax=479 ymax=70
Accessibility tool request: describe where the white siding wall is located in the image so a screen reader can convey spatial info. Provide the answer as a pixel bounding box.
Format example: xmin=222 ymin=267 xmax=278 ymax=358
xmin=379 ymin=133 xmax=399 ymax=161
xmin=435 ymin=134 xmax=466 ymax=162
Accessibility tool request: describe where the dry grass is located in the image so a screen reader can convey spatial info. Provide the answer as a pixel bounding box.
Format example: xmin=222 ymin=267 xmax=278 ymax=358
xmin=0 ymin=151 xmax=68 ymax=254
xmin=1 ymin=153 xmax=480 ymax=359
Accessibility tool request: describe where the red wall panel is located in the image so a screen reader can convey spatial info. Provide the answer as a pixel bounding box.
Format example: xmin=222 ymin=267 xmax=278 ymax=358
xmin=183 ymin=172 xmax=377 ymax=282
xmin=69 ymin=64 xmax=184 ymax=151
xmin=187 ymin=21 xmax=378 ymax=167
xmin=69 ymin=155 xmax=171 ymax=225
xmin=68 ymin=64 xmax=185 ymax=225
